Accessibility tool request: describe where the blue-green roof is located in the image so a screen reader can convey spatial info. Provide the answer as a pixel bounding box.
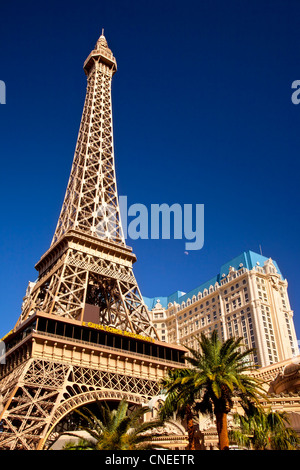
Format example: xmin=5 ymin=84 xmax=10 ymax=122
xmin=143 ymin=250 xmax=283 ymax=308
xmin=143 ymin=292 xmax=185 ymax=310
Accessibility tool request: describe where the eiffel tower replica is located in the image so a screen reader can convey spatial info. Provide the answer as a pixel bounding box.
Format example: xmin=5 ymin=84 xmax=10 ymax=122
xmin=0 ymin=31 xmax=186 ymax=450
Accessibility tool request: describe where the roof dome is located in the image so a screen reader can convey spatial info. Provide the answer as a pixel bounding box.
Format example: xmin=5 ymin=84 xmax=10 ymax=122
xmin=283 ymin=359 xmax=300 ymax=376
xmin=95 ymin=29 xmax=110 ymax=50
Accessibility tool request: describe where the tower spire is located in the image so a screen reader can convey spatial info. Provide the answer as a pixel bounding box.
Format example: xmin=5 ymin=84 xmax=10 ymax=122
xmin=52 ymin=31 xmax=121 ymax=245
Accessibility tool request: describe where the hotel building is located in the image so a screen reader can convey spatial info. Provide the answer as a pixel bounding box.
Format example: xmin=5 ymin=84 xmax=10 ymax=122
xmin=145 ymin=251 xmax=298 ymax=368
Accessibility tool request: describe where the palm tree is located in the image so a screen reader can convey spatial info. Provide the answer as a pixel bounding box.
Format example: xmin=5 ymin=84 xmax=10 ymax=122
xmin=161 ymin=331 xmax=266 ymax=450
xmin=160 ymin=368 xmax=198 ymax=450
xmin=60 ymin=400 xmax=165 ymax=450
xmin=230 ymin=401 xmax=300 ymax=450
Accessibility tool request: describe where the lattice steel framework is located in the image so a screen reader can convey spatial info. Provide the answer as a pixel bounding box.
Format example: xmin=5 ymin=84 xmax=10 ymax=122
xmin=52 ymin=33 xmax=124 ymax=246
xmin=14 ymin=32 xmax=157 ymax=339
xmin=0 ymin=357 xmax=160 ymax=450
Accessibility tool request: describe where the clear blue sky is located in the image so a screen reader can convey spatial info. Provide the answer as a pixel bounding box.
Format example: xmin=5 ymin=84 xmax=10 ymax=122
xmin=0 ymin=0 xmax=300 ymax=339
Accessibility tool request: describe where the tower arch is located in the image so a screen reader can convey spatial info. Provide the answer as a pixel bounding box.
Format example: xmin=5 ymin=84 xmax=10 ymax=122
xmin=39 ymin=388 xmax=147 ymax=450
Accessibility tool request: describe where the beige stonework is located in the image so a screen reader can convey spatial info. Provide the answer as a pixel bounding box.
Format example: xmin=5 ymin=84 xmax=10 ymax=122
xmin=149 ymin=257 xmax=298 ymax=368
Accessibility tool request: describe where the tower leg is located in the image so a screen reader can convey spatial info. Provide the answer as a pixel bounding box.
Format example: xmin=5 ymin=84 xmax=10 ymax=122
xmin=0 ymin=356 xmax=161 ymax=450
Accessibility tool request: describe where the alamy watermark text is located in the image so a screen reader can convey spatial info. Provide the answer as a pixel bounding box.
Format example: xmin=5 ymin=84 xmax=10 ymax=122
xmin=0 ymin=80 xmax=6 ymax=104
xmin=96 ymin=197 xmax=204 ymax=251
xmin=291 ymin=80 xmax=300 ymax=104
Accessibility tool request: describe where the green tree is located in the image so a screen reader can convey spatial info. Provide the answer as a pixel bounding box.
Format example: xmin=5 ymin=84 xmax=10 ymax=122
xmin=160 ymin=331 xmax=265 ymax=450
xmin=160 ymin=368 xmax=198 ymax=450
xmin=60 ymin=400 xmax=165 ymax=450
xmin=230 ymin=400 xmax=300 ymax=450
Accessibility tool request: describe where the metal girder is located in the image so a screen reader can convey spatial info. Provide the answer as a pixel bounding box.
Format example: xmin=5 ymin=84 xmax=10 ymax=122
xmin=52 ymin=41 xmax=124 ymax=246
xmin=0 ymin=358 xmax=160 ymax=450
